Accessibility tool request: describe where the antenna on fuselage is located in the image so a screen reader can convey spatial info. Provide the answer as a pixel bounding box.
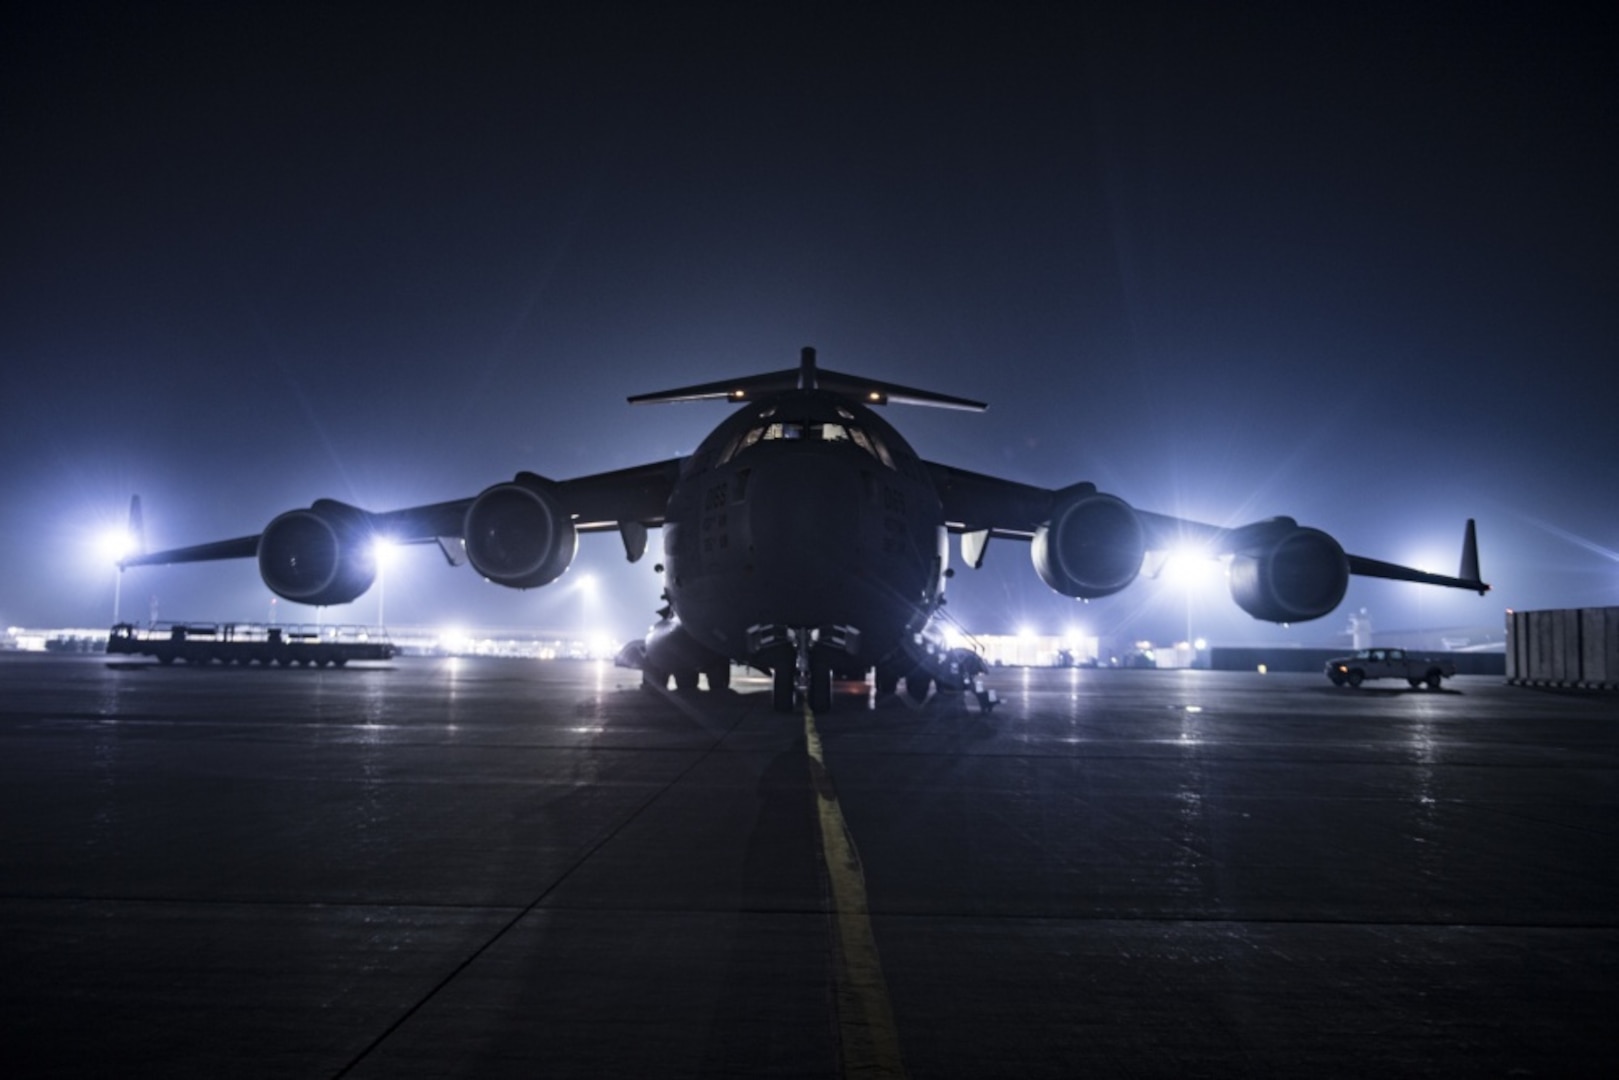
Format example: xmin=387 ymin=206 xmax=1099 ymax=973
xmin=628 ymin=346 xmax=987 ymax=411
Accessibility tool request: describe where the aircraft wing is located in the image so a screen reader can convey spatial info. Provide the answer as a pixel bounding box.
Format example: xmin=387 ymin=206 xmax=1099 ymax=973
xmin=925 ymin=462 xmax=1051 ymax=539
xmin=122 ymin=458 xmax=684 ymax=569
xmin=1129 ymin=509 xmax=1489 ymax=594
xmin=924 ymin=461 xmax=1488 ymax=594
xmin=551 ymin=458 xmax=684 ymax=531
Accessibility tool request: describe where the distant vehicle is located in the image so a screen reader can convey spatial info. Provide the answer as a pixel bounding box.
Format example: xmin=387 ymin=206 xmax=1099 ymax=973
xmin=1326 ymin=647 xmax=1455 ymax=689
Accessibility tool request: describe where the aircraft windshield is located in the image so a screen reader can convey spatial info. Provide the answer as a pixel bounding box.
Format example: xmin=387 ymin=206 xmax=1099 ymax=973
xmin=719 ymin=419 xmax=895 ymax=468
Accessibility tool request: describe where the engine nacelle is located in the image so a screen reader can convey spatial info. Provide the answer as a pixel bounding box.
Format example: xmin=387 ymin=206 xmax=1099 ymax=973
xmin=1228 ymin=525 xmax=1349 ymax=623
xmin=464 ymin=476 xmax=577 ymax=588
xmin=1032 ymin=491 xmax=1145 ymax=599
xmin=257 ymin=501 xmax=377 ymax=606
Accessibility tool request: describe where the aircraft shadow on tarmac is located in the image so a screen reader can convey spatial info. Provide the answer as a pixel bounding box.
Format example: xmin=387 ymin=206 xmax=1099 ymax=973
xmin=101 ymin=660 xmax=400 ymax=674
xmin=1318 ymin=685 xmax=1464 ymax=697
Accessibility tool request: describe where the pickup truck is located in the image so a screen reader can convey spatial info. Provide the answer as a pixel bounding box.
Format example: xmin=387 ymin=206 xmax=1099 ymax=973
xmin=1325 ymin=647 xmax=1455 ymax=689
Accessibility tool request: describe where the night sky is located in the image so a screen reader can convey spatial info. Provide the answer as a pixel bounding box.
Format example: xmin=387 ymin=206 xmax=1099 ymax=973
xmin=3 ymin=4 xmax=1614 ymax=648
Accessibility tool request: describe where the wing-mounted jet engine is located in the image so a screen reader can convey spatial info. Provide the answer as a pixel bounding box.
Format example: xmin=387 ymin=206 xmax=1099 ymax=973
xmin=463 ymin=472 xmax=577 ymax=588
xmin=119 ymin=345 xmax=1490 ymax=714
xmin=1032 ymin=486 xmax=1146 ymax=599
xmin=1225 ymin=518 xmax=1351 ymax=623
xmin=258 ymin=499 xmax=379 ymax=606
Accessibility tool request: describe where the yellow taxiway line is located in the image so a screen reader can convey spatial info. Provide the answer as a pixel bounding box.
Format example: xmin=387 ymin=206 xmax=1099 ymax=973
xmin=804 ymin=703 xmax=908 ymax=1078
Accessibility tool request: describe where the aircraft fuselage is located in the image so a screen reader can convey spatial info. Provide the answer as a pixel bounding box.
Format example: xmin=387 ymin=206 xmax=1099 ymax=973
xmin=661 ymin=390 xmax=946 ymax=672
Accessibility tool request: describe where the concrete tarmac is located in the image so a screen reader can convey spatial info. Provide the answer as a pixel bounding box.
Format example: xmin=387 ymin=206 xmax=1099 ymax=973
xmin=1 ymin=652 xmax=1614 ymax=1078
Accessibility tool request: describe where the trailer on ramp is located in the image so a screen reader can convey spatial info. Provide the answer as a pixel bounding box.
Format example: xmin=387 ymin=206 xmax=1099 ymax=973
xmin=107 ymin=622 xmax=394 ymax=666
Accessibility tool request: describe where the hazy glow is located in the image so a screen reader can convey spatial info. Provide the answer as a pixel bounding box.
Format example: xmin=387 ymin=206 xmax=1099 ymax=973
xmin=371 ymin=536 xmax=400 ymax=567
xmin=99 ymin=526 xmax=137 ymax=565
xmin=1160 ymin=544 xmax=1222 ymax=585
xmin=9 ymin=10 xmax=1603 ymax=642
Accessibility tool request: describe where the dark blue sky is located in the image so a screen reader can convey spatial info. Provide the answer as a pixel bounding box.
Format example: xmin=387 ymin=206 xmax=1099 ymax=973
xmin=3 ymin=3 xmax=1614 ymax=645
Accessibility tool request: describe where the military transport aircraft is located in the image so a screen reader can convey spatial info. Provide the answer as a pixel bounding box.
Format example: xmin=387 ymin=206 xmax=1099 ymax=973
xmin=122 ymin=347 xmax=1489 ymax=712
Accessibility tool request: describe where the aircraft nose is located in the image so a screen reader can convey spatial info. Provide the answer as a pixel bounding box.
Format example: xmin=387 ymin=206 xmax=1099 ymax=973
xmin=745 ymin=452 xmax=862 ymax=586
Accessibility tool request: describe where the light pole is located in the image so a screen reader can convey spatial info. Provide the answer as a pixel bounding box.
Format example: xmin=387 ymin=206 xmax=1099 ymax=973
xmin=372 ymin=538 xmax=398 ymax=629
xmin=101 ymin=526 xmax=135 ymax=625
xmin=578 ymin=573 xmax=598 ymax=655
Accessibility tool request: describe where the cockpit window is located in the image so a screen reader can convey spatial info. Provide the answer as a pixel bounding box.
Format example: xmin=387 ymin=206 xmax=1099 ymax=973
xmin=846 ymin=427 xmax=894 ymax=468
xmin=717 ymin=417 xmax=896 ymax=468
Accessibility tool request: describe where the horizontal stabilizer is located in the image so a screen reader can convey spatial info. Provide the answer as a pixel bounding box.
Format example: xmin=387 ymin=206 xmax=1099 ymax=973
xmin=629 ymin=346 xmax=987 ymax=411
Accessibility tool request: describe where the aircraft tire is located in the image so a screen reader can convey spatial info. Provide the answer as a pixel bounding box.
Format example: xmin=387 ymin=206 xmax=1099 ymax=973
xmin=905 ymin=672 xmax=931 ymax=702
xmin=642 ymin=667 xmax=668 ymax=692
xmin=874 ymin=667 xmax=900 ymax=696
xmin=705 ymin=663 xmax=731 ymax=692
xmin=772 ymin=665 xmax=796 ymax=712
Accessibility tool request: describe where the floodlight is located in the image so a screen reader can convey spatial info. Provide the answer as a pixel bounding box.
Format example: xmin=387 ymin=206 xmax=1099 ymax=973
xmin=100 ymin=526 xmax=137 ymax=565
xmin=371 ymin=536 xmax=400 ymax=566
xmin=1161 ymin=543 xmax=1220 ymax=585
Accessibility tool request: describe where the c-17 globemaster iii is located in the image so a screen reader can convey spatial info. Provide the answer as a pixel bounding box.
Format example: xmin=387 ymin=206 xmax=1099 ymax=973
xmin=123 ymin=347 xmax=1489 ymax=712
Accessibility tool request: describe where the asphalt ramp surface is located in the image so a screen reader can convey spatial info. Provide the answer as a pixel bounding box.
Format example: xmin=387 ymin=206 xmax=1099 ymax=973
xmin=1 ymin=653 xmax=1614 ymax=1077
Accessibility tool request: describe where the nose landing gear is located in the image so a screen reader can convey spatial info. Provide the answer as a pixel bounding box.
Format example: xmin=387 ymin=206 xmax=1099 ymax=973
xmin=753 ymin=624 xmax=859 ymax=713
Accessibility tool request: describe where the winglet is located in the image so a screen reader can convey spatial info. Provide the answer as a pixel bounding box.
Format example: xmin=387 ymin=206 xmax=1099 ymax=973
xmin=1459 ymin=518 xmax=1486 ymax=593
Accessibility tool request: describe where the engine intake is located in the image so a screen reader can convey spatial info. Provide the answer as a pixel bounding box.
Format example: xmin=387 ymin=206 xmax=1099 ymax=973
xmin=257 ymin=501 xmax=377 ymax=606
xmin=464 ymin=476 xmax=577 ymax=588
xmin=1229 ymin=525 xmax=1349 ymax=622
xmin=1032 ymin=491 xmax=1145 ymax=599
